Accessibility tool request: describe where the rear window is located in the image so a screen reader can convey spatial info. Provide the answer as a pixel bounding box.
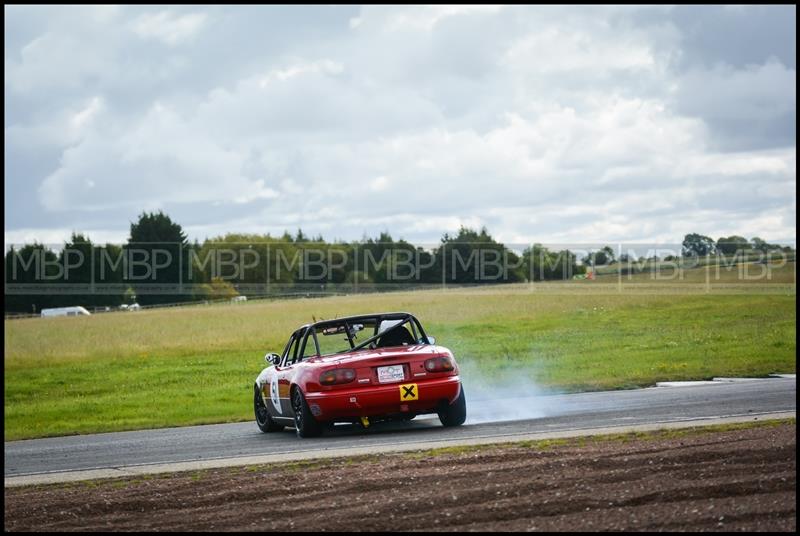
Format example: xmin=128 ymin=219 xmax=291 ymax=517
xmin=314 ymin=319 xmax=377 ymax=356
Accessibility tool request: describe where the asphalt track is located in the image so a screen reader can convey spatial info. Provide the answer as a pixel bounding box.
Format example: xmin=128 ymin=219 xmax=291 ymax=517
xmin=5 ymin=376 xmax=795 ymax=486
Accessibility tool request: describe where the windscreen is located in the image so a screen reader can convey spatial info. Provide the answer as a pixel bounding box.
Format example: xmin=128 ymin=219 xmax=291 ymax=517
xmin=314 ymin=319 xmax=377 ymax=356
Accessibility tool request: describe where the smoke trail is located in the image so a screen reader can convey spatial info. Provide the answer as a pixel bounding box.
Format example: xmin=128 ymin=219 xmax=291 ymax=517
xmin=457 ymin=357 xmax=562 ymax=424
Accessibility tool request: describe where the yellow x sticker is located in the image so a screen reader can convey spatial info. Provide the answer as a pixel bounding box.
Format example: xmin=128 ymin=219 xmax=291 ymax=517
xmin=399 ymin=383 xmax=418 ymax=401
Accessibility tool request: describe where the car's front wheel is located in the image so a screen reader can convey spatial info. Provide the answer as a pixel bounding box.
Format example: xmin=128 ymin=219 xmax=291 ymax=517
xmin=254 ymin=384 xmax=284 ymax=433
xmin=438 ymin=385 xmax=467 ymax=427
xmin=291 ymin=387 xmax=323 ymax=438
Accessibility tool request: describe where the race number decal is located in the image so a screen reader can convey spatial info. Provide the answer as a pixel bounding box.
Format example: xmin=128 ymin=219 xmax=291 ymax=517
xmin=270 ymin=376 xmax=282 ymax=414
xmin=399 ymin=383 xmax=418 ymax=401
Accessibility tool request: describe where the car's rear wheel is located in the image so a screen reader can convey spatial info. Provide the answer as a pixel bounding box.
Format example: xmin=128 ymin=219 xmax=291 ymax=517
xmin=438 ymin=385 xmax=467 ymax=427
xmin=291 ymin=387 xmax=323 ymax=438
xmin=254 ymin=384 xmax=284 ymax=433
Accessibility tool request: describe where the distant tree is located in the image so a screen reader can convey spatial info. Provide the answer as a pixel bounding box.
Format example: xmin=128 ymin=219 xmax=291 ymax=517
xmin=750 ymin=237 xmax=767 ymax=252
xmin=523 ymin=244 xmax=581 ymax=281
xmin=199 ymin=276 xmax=240 ymax=300
xmin=682 ymin=233 xmax=716 ymax=257
xmin=438 ymin=227 xmax=524 ymax=284
xmin=98 ymin=242 xmax=127 ymax=307
xmin=126 ymin=211 xmax=190 ymax=306
xmin=360 ymin=232 xmax=397 ymax=284
xmin=583 ymin=245 xmax=615 ymax=266
xmin=716 ymin=235 xmax=749 ymax=256
xmin=4 ymin=243 xmax=60 ymax=313
xmin=60 ymin=233 xmax=94 ymax=308
xmin=750 ymin=237 xmax=783 ymax=253
xmin=295 ymin=229 xmax=308 ymax=243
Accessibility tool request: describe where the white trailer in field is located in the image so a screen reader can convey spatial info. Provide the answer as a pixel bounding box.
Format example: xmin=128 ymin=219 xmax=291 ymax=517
xmin=40 ymin=306 xmax=91 ymax=318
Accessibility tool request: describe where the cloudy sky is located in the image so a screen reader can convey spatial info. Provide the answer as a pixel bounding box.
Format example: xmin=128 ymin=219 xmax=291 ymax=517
xmin=4 ymin=5 xmax=796 ymax=246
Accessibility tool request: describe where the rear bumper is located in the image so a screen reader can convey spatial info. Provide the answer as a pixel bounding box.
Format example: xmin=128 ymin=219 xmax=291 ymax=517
xmin=305 ymin=375 xmax=462 ymax=421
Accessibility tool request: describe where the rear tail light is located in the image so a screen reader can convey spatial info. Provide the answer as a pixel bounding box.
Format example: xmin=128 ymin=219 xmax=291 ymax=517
xmin=319 ymin=368 xmax=357 ymax=386
xmin=424 ymin=356 xmax=455 ymax=373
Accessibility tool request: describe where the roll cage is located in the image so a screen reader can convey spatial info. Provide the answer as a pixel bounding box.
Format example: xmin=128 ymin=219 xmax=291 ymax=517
xmin=279 ymin=312 xmax=433 ymax=366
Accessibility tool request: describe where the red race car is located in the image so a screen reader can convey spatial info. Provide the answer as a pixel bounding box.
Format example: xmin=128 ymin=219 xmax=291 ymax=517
xmin=254 ymin=312 xmax=466 ymax=437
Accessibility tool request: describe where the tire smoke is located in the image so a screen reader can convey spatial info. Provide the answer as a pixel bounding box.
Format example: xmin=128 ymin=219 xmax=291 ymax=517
xmin=457 ymin=358 xmax=561 ymax=424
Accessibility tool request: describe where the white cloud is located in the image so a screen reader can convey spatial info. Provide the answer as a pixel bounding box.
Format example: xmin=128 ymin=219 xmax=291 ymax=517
xmin=70 ymin=96 xmax=103 ymax=130
xmin=505 ymin=28 xmax=656 ymax=74
xmin=5 ymin=95 xmax=105 ymax=151
xmin=680 ymin=148 xmax=795 ymax=177
xmin=4 ymin=228 xmax=129 ymax=247
xmin=258 ymin=59 xmax=344 ymax=88
xmin=369 ymin=176 xmax=390 ymax=192
xmin=6 ymin=31 xmax=112 ymax=93
xmin=37 ymin=101 xmax=278 ymax=211
xmin=375 ymin=5 xmax=505 ymax=32
xmin=232 ymin=180 xmax=280 ymax=204
xmin=131 ymin=10 xmax=208 ymax=46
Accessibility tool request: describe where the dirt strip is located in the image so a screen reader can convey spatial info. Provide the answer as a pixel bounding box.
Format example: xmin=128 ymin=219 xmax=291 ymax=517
xmin=4 ymin=422 xmax=795 ymax=532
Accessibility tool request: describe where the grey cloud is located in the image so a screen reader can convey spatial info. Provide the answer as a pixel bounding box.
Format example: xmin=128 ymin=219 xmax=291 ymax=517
xmin=670 ymin=5 xmax=796 ymax=71
xmin=673 ymin=59 xmax=795 ymax=152
xmin=640 ymin=5 xmax=797 ymax=152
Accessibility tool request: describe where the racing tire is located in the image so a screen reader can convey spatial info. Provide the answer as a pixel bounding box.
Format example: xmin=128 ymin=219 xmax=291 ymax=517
xmin=254 ymin=384 xmax=284 ymax=433
xmin=291 ymin=387 xmax=323 ymax=438
xmin=438 ymin=385 xmax=467 ymax=427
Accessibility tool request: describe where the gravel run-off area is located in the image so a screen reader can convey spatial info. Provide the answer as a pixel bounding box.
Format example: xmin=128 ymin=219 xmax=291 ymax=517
xmin=4 ymin=421 xmax=795 ymax=531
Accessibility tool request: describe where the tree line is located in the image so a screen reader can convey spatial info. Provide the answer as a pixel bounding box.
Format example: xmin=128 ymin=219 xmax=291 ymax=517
xmin=680 ymin=233 xmax=790 ymax=257
xmin=3 ymin=211 xmax=794 ymax=313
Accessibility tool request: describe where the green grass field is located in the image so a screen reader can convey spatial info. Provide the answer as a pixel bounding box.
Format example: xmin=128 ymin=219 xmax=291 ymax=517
xmin=4 ymin=263 xmax=795 ymax=440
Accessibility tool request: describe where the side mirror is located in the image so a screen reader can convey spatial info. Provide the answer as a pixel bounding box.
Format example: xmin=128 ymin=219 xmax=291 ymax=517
xmin=426 ymin=336 xmax=436 ymax=345
xmin=264 ymin=353 xmax=281 ymax=366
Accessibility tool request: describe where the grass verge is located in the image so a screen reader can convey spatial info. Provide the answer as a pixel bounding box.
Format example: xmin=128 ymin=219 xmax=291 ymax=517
xmin=5 ymin=269 xmax=795 ymax=440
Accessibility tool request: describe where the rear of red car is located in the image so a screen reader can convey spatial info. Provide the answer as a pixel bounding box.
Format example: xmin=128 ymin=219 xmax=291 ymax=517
xmin=255 ymin=312 xmax=467 ymax=437
xmin=301 ymin=345 xmax=464 ymax=423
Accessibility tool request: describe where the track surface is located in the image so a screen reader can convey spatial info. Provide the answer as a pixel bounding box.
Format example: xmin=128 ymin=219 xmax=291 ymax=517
xmin=5 ymin=377 xmax=795 ymax=479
